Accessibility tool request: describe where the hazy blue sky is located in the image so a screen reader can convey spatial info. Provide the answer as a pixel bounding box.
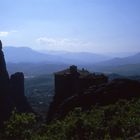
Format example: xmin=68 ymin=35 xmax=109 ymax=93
xmin=0 ymin=0 xmax=140 ymax=53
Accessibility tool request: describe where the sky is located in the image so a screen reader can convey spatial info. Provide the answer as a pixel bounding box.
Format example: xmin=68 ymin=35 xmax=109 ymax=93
xmin=0 ymin=0 xmax=140 ymax=53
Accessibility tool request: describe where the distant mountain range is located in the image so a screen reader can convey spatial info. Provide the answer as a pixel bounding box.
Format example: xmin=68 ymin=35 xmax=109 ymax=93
xmin=88 ymin=63 xmax=140 ymax=76
xmin=3 ymin=46 xmax=110 ymax=64
xmin=3 ymin=47 xmax=65 ymax=64
xmin=41 ymin=51 xmax=111 ymax=64
xmin=96 ymin=52 xmax=140 ymax=66
xmin=3 ymin=46 xmax=140 ymax=76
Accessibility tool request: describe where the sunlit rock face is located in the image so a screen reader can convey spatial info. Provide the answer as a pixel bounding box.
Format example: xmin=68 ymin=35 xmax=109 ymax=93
xmin=0 ymin=40 xmax=33 ymax=126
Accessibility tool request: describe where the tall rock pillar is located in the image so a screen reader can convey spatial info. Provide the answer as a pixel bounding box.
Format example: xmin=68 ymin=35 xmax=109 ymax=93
xmin=0 ymin=40 xmax=13 ymax=125
xmin=0 ymin=40 xmax=9 ymax=88
xmin=10 ymin=72 xmax=33 ymax=112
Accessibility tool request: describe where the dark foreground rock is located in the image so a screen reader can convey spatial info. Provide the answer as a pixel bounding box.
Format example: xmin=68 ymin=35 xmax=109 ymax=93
xmin=0 ymin=40 xmax=33 ymax=126
xmin=47 ymin=65 xmax=108 ymax=121
xmin=47 ymin=66 xmax=140 ymax=121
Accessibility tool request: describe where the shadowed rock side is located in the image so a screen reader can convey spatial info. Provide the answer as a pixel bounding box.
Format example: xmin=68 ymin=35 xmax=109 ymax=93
xmin=0 ymin=40 xmax=13 ymax=125
xmin=10 ymin=72 xmax=33 ymax=113
xmin=47 ymin=65 xmax=108 ymax=121
xmin=47 ymin=66 xmax=140 ymax=121
xmin=55 ymin=79 xmax=140 ymax=119
xmin=0 ymin=40 xmax=33 ymax=126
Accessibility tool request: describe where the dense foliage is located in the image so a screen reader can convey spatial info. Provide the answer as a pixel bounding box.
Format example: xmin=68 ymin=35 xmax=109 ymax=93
xmin=3 ymin=110 xmax=36 ymax=140
xmin=1 ymin=99 xmax=140 ymax=140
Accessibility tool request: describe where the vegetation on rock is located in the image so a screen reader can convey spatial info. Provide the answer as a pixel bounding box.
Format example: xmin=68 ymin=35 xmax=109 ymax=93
xmin=1 ymin=98 xmax=140 ymax=140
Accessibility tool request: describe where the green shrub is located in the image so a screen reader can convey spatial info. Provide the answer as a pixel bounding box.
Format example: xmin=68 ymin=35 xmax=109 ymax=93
xmin=4 ymin=110 xmax=36 ymax=140
xmin=1 ymin=98 xmax=140 ymax=140
xmin=33 ymin=99 xmax=140 ymax=140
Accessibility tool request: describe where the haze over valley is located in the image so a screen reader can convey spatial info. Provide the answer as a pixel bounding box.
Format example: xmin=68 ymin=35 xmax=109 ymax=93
xmin=3 ymin=46 xmax=140 ymax=76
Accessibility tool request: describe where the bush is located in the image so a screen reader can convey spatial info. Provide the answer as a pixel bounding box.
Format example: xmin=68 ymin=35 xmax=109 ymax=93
xmin=33 ymin=99 xmax=140 ymax=140
xmin=1 ymin=98 xmax=140 ymax=140
xmin=4 ymin=110 xmax=36 ymax=140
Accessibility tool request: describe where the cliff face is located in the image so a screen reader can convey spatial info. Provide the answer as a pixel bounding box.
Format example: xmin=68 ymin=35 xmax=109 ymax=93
xmin=54 ymin=79 xmax=140 ymax=118
xmin=10 ymin=72 xmax=33 ymax=113
xmin=0 ymin=40 xmax=12 ymax=124
xmin=0 ymin=40 xmax=33 ymax=125
xmin=47 ymin=66 xmax=140 ymax=121
xmin=47 ymin=65 xmax=108 ymax=121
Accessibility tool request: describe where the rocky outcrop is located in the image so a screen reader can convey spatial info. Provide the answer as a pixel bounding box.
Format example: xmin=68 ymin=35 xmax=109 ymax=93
xmin=47 ymin=65 xmax=108 ymax=121
xmin=10 ymin=72 xmax=33 ymax=113
xmin=0 ymin=40 xmax=33 ymax=126
xmin=47 ymin=66 xmax=140 ymax=121
xmin=55 ymin=79 xmax=140 ymax=118
xmin=0 ymin=40 xmax=13 ymax=125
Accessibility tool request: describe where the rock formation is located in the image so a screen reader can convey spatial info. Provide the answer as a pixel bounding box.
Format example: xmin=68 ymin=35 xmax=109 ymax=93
xmin=47 ymin=65 xmax=108 ymax=121
xmin=0 ymin=40 xmax=13 ymax=125
xmin=0 ymin=40 xmax=33 ymax=126
xmin=47 ymin=66 xmax=140 ymax=121
xmin=10 ymin=72 xmax=33 ymax=113
xmin=54 ymin=79 xmax=140 ymax=119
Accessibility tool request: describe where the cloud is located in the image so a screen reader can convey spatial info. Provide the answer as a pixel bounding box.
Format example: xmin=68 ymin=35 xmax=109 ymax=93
xmin=36 ymin=37 xmax=92 ymax=51
xmin=0 ymin=30 xmax=18 ymax=37
xmin=0 ymin=32 xmax=9 ymax=37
